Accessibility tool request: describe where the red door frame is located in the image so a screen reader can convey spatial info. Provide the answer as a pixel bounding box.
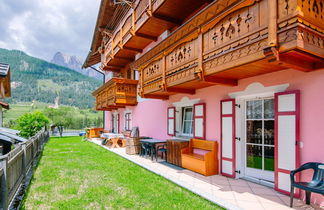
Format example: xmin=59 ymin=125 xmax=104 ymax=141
xmin=193 ymin=103 xmax=206 ymax=139
xmin=220 ymin=99 xmax=236 ymax=178
xmin=274 ymin=90 xmax=300 ymax=197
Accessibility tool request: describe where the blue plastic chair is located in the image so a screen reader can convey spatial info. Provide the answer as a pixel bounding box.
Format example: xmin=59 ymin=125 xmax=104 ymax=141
xmin=290 ymin=162 xmax=324 ymax=207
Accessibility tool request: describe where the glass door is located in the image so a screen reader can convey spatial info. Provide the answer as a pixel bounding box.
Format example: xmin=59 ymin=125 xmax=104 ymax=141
xmin=245 ymin=98 xmax=275 ymax=182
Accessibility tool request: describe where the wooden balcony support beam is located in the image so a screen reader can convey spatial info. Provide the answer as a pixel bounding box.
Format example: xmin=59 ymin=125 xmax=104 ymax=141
xmin=108 ymin=64 xmax=125 ymax=68
xmin=152 ymin=14 xmax=182 ymax=26
xmin=100 ymin=66 xmax=120 ymax=72
xmin=204 ymin=77 xmax=238 ymax=86
xmin=114 ymin=56 xmax=134 ymax=62
xmin=277 ymin=54 xmax=316 ymax=72
xmin=132 ymin=31 xmax=158 ymax=41
xmin=166 ymin=87 xmax=196 ymax=95
xmin=143 ymin=94 xmax=169 ymax=100
xmin=123 ymin=46 xmax=143 ymax=53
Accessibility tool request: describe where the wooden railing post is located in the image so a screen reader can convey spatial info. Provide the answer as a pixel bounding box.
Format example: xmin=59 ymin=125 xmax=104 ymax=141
xmin=132 ymin=7 xmax=136 ymax=32
xmin=0 ymin=155 xmax=9 ymax=210
xmin=162 ymin=54 xmax=166 ymax=90
xmin=268 ymin=0 xmax=278 ymax=47
xmin=197 ymin=27 xmax=204 ymax=80
xmin=21 ymin=143 xmax=27 ymax=184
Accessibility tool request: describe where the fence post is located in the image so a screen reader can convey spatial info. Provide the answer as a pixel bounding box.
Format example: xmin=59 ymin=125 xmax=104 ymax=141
xmin=0 ymin=155 xmax=9 ymax=210
xmin=21 ymin=143 xmax=27 ymax=184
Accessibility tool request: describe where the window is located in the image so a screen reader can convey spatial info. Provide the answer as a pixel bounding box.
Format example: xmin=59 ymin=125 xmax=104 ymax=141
xmin=111 ymin=113 xmax=119 ymax=133
xmin=181 ymin=107 xmax=193 ymax=136
xmin=125 ymin=112 xmax=132 ymax=131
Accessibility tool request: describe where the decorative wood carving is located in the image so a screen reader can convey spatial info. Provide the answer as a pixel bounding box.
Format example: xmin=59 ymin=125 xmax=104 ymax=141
xmin=143 ymin=59 xmax=162 ymax=83
xmin=203 ymin=3 xmax=265 ymax=54
xmin=166 ymin=39 xmax=198 ymax=72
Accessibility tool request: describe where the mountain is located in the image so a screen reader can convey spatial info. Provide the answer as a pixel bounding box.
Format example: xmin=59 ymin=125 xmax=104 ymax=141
xmin=0 ymin=48 xmax=102 ymax=108
xmin=51 ymin=52 xmax=102 ymax=80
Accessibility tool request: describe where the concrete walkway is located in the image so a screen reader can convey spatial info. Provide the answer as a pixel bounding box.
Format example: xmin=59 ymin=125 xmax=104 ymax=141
xmin=90 ymin=139 xmax=323 ymax=210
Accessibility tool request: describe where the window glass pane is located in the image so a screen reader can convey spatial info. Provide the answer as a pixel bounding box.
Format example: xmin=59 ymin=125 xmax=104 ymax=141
xmin=264 ymin=120 xmax=274 ymax=145
xmin=264 ymin=146 xmax=274 ymax=171
xmin=246 ymin=145 xmax=262 ymax=169
xmin=246 ymin=100 xmax=262 ymax=119
xmin=246 ymin=120 xmax=262 ymax=144
xmin=184 ymin=108 xmax=193 ymax=120
xmin=264 ymin=99 xmax=274 ymax=119
xmin=183 ymin=121 xmax=192 ymax=134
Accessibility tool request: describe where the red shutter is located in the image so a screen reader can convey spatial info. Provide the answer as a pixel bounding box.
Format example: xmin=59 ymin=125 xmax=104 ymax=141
xmin=167 ymin=107 xmax=176 ymax=136
xmin=220 ymin=99 xmax=236 ymax=178
xmin=274 ymin=90 xmax=300 ymax=196
xmin=193 ymin=103 xmax=206 ymax=139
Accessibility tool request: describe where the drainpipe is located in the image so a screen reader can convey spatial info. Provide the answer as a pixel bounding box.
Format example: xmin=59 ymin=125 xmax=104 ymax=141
xmin=89 ymin=66 xmax=106 ymax=129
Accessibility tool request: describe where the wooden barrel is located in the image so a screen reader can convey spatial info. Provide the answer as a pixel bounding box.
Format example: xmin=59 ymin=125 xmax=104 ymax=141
xmin=125 ymin=137 xmax=141 ymax=155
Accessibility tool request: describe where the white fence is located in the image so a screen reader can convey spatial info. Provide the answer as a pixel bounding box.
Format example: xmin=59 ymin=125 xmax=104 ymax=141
xmin=0 ymin=130 xmax=49 ymax=210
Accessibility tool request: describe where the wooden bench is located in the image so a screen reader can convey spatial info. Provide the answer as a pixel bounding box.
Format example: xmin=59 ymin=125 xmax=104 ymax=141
xmin=181 ymin=139 xmax=218 ymax=176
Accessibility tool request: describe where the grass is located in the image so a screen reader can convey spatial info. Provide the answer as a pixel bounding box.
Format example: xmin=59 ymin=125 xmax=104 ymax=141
xmin=22 ymin=136 xmax=222 ymax=209
xmin=247 ymin=156 xmax=274 ymax=171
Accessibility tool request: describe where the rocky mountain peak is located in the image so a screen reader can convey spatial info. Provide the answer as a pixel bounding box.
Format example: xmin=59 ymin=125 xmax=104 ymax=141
xmin=51 ymin=52 xmax=102 ymax=80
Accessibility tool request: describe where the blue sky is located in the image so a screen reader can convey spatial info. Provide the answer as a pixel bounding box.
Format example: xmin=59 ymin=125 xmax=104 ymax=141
xmin=0 ymin=0 xmax=100 ymax=61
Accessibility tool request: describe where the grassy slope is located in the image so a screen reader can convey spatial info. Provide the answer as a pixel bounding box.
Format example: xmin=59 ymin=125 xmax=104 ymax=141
xmin=3 ymin=102 xmax=102 ymax=127
xmin=22 ymin=137 xmax=222 ymax=209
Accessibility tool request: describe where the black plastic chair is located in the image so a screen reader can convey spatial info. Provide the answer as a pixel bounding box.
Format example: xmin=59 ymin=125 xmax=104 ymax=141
xmin=290 ymin=162 xmax=324 ymax=207
xmin=155 ymin=144 xmax=167 ymax=161
xmin=140 ymin=142 xmax=151 ymax=158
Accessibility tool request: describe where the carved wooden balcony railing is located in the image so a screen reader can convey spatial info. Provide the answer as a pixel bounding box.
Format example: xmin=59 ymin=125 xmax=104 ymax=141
xmin=92 ymin=78 xmax=138 ymax=111
xmin=130 ymin=0 xmax=324 ymax=99
xmin=98 ymin=0 xmax=212 ymax=72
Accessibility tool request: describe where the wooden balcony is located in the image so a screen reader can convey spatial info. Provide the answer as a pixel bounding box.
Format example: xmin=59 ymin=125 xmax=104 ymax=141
xmin=99 ymin=0 xmax=211 ymax=72
xmin=92 ymin=78 xmax=138 ymax=111
xmin=130 ymin=0 xmax=324 ymax=99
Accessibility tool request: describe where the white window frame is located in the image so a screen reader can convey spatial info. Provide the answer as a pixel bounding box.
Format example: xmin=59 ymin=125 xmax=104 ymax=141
xmin=181 ymin=106 xmax=194 ymax=137
xmin=172 ymin=97 xmax=200 ymax=139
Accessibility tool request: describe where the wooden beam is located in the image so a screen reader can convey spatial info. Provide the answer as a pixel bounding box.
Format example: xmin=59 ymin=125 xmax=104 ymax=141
xmin=278 ymin=54 xmax=315 ymax=72
xmin=143 ymin=94 xmax=169 ymax=100
xmin=166 ymin=87 xmax=195 ymax=94
xmin=109 ymin=64 xmax=124 ymax=68
xmin=204 ymin=77 xmax=238 ymax=86
xmin=123 ymin=46 xmax=143 ymax=53
xmin=114 ymin=56 xmax=134 ymax=62
xmin=100 ymin=65 xmax=120 ymax=72
xmin=152 ymin=14 xmax=182 ymax=26
xmin=134 ymin=32 xmax=158 ymax=41
xmin=268 ymin=0 xmax=278 ymax=47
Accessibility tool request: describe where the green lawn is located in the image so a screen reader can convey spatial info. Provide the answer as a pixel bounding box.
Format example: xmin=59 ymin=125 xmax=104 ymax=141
xmin=3 ymin=102 xmax=102 ymax=128
xmin=22 ymin=136 xmax=222 ymax=209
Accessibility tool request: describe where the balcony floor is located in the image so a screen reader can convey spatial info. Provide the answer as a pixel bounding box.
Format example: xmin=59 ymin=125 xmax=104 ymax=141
xmin=90 ymin=139 xmax=322 ymax=210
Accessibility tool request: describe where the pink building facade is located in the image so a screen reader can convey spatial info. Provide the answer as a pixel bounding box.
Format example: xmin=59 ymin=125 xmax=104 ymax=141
xmin=84 ymin=0 xmax=324 ymax=206
xmin=105 ymin=68 xmax=324 ymax=205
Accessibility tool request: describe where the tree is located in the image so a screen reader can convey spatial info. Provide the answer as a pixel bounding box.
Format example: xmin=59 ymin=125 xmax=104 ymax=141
xmin=15 ymin=111 xmax=49 ymax=138
xmin=43 ymin=107 xmax=73 ymax=137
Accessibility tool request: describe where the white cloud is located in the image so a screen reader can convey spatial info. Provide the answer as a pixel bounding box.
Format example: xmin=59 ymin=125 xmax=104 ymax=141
xmin=0 ymin=0 xmax=100 ymax=61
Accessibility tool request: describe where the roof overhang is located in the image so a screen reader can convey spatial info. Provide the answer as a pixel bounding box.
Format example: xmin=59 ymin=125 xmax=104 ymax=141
xmin=83 ymin=0 xmax=132 ymax=68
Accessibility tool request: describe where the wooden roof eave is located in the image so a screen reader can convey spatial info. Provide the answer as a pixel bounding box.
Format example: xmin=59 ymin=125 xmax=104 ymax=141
xmin=83 ymin=0 xmax=130 ymax=68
